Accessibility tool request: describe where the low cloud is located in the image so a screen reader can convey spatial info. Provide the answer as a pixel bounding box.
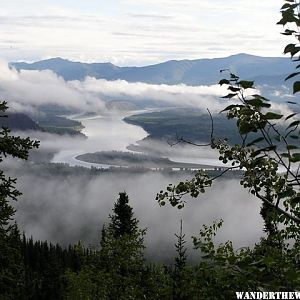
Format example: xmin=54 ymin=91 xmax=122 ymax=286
xmin=0 ymin=60 xmax=105 ymax=114
xmin=72 ymin=77 xmax=230 ymax=113
xmin=0 ymin=61 xmax=231 ymax=114
xmin=7 ymin=161 xmax=263 ymax=261
xmin=1 ymin=61 xmax=292 ymax=120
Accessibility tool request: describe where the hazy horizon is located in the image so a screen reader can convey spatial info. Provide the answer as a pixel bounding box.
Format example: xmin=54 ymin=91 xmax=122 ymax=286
xmin=0 ymin=1 xmax=287 ymax=66
xmin=10 ymin=52 xmax=288 ymax=66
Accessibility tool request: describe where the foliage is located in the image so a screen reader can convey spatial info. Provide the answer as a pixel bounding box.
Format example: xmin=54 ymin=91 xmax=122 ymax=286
xmin=156 ymin=0 xmax=300 ymax=293
xmin=0 ymin=101 xmax=39 ymax=229
xmin=187 ymin=220 xmax=300 ymax=298
xmin=65 ymin=193 xmax=148 ymax=300
xmin=0 ymin=224 xmax=25 ymax=300
xmin=157 ymin=72 xmax=300 ymax=239
xmin=172 ymin=220 xmax=193 ymax=300
xmin=0 ymin=101 xmax=39 ymax=299
xmin=157 ymin=0 xmax=300 ymax=238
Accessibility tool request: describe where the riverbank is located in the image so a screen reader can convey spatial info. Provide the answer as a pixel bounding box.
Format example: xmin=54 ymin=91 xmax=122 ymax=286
xmin=51 ymin=111 xmax=222 ymax=169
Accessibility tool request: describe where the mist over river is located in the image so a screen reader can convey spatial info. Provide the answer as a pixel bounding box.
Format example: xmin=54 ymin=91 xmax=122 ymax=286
xmin=7 ymin=111 xmax=264 ymax=261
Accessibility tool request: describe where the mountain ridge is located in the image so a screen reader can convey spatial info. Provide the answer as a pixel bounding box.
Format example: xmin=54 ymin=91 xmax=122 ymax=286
xmin=11 ymin=53 xmax=295 ymax=86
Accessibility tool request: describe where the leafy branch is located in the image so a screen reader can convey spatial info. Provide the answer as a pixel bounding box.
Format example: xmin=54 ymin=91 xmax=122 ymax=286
xmin=157 ymin=1 xmax=300 ymax=238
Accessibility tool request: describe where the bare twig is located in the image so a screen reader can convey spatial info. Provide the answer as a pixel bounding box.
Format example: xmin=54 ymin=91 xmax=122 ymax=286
xmin=168 ymin=108 xmax=215 ymax=147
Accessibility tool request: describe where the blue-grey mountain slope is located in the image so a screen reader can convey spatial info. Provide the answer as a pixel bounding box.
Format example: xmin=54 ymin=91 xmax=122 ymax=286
xmin=12 ymin=53 xmax=295 ymax=86
xmin=13 ymin=57 xmax=121 ymax=81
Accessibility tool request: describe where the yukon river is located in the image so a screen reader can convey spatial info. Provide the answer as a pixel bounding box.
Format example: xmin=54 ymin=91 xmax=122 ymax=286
xmin=52 ymin=113 xmax=149 ymax=168
xmin=51 ymin=112 xmax=223 ymax=168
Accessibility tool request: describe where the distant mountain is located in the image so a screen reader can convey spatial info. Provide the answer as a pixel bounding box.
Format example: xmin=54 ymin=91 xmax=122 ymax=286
xmin=11 ymin=53 xmax=295 ymax=86
xmin=12 ymin=57 xmax=121 ymax=81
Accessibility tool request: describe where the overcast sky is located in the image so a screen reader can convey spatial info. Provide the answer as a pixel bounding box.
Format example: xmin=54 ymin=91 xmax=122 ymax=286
xmin=0 ymin=0 xmax=288 ymax=65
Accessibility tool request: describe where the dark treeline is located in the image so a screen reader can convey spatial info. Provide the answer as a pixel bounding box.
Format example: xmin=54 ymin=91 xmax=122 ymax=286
xmin=1 ymin=225 xmax=87 ymax=299
xmin=2 ymin=192 xmax=300 ymax=299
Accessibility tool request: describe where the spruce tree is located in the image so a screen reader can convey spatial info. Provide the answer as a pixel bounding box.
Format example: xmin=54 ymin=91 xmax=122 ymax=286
xmin=173 ymin=220 xmax=189 ymax=300
xmin=0 ymin=101 xmax=39 ymax=299
xmin=108 ymin=192 xmax=140 ymax=238
xmin=99 ymin=192 xmax=146 ymax=299
xmin=65 ymin=192 xmax=147 ymax=300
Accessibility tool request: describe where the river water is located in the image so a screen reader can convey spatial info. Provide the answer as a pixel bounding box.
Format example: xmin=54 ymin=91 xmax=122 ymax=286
xmin=51 ymin=111 xmax=223 ymax=168
xmin=51 ymin=113 xmax=148 ymax=168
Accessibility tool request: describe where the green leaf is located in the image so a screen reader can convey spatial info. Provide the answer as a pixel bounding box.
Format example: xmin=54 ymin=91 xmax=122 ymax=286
xmin=252 ymin=94 xmax=270 ymax=101
xmin=251 ymin=149 xmax=261 ymax=157
xmin=261 ymin=146 xmax=277 ymax=152
xmin=245 ymin=98 xmax=262 ymax=107
xmin=291 ymin=196 xmax=300 ymax=205
xmin=238 ymin=80 xmax=254 ymax=89
xmin=239 ymin=123 xmax=255 ymax=134
xmin=281 ymin=3 xmax=291 ymax=10
xmin=219 ymin=79 xmax=230 ymax=85
xmin=245 ymin=98 xmax=270 ymax=108
xmin=281 ymin=3 xmax=299 ymax=10
xmin=285 ymin=113 xmax=297 ymax=120
xmin=261 ymin=102 xmax=271 ymax=108
xmin=290 ymin=153 xmax=300 ymax=162
xmin=287 ymin=120 xmax=300 ymax=129
xmin=281 ymin=29 xmax=297 ymax=37
xmin=285 ymin=72 xmax=300 ymax=81
xmin=220 ymin=104 xmax=242 ymax=112
xmin=284 ymin=43 xmax=296 ymax=54
xmin=293 ymin=81 xmax=300 ymax=94
xmin=264 ymin=112 xmax=283 ymax=120
xmin=228 ymin=86 xmax=240 ymax=92
xmin=279 ymin=189 xmax=295 ymax=199
xmin=246 ymin=137 xmax=264 ymax=146
xmin=284 ymin=43 xmax=300 ymax=56
xmin=287 ymin=144 xmax=299 ymax=150
xmin=262 ymin=256 xmax=275 ymax=265
xmin=230 ymin=73 xmax=239 ymax=80
xmin=221 ymin=93 xmax=237 ymax=99
xmin=279 ymin=9 xmax=298 ymax=26
xmin=220 ymin=69 xmax=229 ymax=73
xmin=281 ymin=152 xmax=290 ymax=158
xmin=277 ymin=18 xmax=285 ymax=25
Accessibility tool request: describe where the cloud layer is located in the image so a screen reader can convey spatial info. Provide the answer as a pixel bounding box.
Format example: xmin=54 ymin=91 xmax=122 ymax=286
xmin=0 ymin=62 xmax=291 ymax=118
xmin=0 ymin=61 xmax=105 ymax=113
xmin=8 ymin=161 xmax=263 ymax=261
xmin=72 ymin=77 xmax=228 ymax=112
xmin=0 ymin=61 xmax=228 ymax=114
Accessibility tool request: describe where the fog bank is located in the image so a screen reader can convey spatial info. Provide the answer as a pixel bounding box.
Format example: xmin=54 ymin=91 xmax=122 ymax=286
xmin=7 ymin=163 xmax=264 ymax=261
